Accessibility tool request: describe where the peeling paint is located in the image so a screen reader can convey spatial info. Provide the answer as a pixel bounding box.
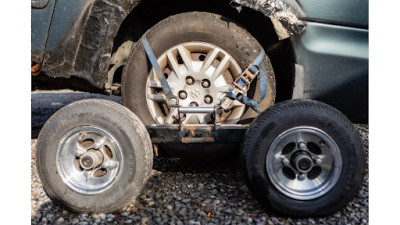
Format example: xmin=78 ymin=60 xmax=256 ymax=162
xmin=230 ymin=0 xmax=305 ymax=39
xmin=41 ymin=0 xmax=141 ymax=89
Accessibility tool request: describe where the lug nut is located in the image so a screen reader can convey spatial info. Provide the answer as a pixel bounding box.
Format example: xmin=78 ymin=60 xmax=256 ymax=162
xmin=101 ymin=161 xmax=110 ymax=168
xmin=298 ymin=173 xmax=306 ymax=181
xmin=189 ymin=102 xmax=198 ymax=107
xmin=179 ymin=91 xmax=187 ymax=99
xmin=186 ymin=76 xmax=195 ymax=85
xmin=168 ymin=98 xmax=177 ymax=105
xmin=101 ymin=161 xmax=117 ymax=169
xmin=298 ymin=142 xmax=306 ymax=150
xmin=204 ymin=95 xmax=213 ymax=104
xmin=281 ymin=157 xmax=290 ymax=166
xmin=75 ymin=149 xmax=85 ymax=157
xmin=201 ymin=79 xmax=211 ymax=88
xmin=314 ymin=157 xmax=322 ymax=165
xmin=79 ymin=132 xmax=85 ymax=140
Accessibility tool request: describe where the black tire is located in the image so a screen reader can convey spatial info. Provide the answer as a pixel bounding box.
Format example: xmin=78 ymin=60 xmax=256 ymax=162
xmin=122 ymin=12 xmax=276 ymax=125
xmin=241 ymin=100 xmax=365 ymax=216
xmin=36 ymin=99 xmax=153 ymax=213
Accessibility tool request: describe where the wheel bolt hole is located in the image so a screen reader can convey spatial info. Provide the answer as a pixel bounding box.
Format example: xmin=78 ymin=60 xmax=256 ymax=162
xmin=186 ymin=76 xmax=195 ymax=85
xmin=179 ymin=91 xmax=188 ymax=99
xmin=189 ymin=101 xmax=198 ymax=107
xmin=199 ymin=54 xmax=206 ymax=61
xmin=204 ymin=95 xmax=213 ymax=104
xmin=201 ymin=79 xmax=211 ymax=88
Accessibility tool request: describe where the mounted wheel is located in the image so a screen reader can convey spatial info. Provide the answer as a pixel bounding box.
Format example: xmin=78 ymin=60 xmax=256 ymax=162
xmin=122 ymin=12 xmax=275 ymax=125
xmin=36 ymin=99 xmax=153 ymax=213
xmin=241 ymin=100 xmax=365 ymax=216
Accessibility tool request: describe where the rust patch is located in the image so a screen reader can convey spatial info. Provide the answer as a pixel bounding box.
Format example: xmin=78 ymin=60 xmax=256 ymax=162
xmin=181 ymin=137 xmax=215 ymax=143
xmin=31 ymin=62 xmax=41 ymax=76
xmin=230 ymin=0 xmax=306 ymax=39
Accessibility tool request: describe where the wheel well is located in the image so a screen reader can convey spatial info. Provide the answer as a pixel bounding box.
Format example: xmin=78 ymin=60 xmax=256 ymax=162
xmin=112 ymin=0 xmax=295 ymax=102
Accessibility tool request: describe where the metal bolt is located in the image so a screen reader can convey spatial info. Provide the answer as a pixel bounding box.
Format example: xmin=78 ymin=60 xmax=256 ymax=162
xmin=168 ymin=98 xmax=177 ymax=105
xmin=298 ymin=173 xmax=306 ymax=181
xmin=201 ymin=79 xmax=210 ymax=88
xmin=204 ymin=95 xmax=213 ymax=104
xmin=281 ymin=157 xmax=290 ymax=166
xmin=81 ymin=156 xmax=93 ymax=168
xmin=102 ymin=161 xmax=117 ymax=169
xmin=93 ymin=138 xmax=105 ymax=149
xmin=101 ymin=161 xmax=110 ymax=168
xmin=75 ymin=149 xmax=85 ymax=157
xmin=79 ymin=132 xmax=85 ymax=140
xmin=186 ymin=76 xmax=195 ymax=85
xmin=189 ymin=102 xmax=198 ymax=107
xmin=299 ymin=142 xmax=306 ymax=150
xmin=314 ymin=157 xmax=322 ymax=165
xmin=179 ymin=91 xmax=187 ymax=99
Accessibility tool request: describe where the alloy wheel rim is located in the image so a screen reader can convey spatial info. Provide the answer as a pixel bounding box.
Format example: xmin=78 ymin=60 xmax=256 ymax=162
xmin=145 ymin=41 xmax=245 ymax=124
xmin=266 ymin=126 xmax=343 ymax=200
xmin=56 ymin=126 xmax=123 ymax=195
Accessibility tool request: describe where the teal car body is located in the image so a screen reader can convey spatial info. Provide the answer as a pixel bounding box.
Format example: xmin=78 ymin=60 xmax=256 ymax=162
xmin=31 ymin=0 xmax=368 ymax=122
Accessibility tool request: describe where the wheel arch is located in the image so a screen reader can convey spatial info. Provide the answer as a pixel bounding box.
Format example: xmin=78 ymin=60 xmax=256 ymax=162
xmin=111 ymin=0 xmax=298 ymax=102
xmin=41 ymin=0 xmax=299 ymax=102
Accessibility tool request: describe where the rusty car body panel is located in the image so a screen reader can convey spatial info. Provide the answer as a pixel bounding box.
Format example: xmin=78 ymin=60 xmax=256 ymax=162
xmin=31 ymin=0 xmax=368 ymax=122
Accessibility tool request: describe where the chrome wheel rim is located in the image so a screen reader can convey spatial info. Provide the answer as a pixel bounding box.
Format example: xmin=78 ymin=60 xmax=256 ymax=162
xmin=146 ymin=42 xmax=245 ymax=124
xmin=56 ymin=126 xmax=123 ymax=195
xmin=266 ymin=126 xmax=342 ymax=200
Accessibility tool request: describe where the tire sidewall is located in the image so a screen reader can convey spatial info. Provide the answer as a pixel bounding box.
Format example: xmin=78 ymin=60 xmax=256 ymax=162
xmin=122 ymin=12 xmax=275 ymax=125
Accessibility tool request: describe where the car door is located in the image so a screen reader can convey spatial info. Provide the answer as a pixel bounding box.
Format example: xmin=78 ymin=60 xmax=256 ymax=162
xmin=296 ymin=0 xmax=368 ymax=28
xmin=31 ymin=0 xmax=56 ymax=64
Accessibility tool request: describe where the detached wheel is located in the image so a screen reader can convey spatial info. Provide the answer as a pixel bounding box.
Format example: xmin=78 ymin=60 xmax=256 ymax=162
xmin=122 ymin=12 xmax=275 ymax=125
xmin=36 ymin=99 xmax=153 ymax=213
xmin=241 ymin=100 xmax=365 ymax=216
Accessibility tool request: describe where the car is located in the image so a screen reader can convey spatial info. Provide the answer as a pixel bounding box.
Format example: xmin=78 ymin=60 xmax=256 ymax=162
xmin=31 ymin=0 xmax=368 ymax=124
xmin=32 ymin=0 xmax=368 ymax=216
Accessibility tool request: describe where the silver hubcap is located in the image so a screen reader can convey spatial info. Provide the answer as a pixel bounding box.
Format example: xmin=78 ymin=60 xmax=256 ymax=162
xmin=146 ymin=42 xmax=245 ymax=124
xmin=56 ymin=126 xmax=123 ymax=195
xmin=266 ymin=126 xmax=342 ymax=200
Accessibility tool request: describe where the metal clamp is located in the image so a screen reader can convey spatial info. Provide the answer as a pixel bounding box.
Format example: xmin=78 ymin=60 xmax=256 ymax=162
xmin=221 ymin=49 xmax=267 ymax=114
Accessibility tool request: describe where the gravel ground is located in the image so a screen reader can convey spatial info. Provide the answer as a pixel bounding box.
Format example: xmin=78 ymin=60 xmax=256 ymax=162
xmin=31 ymin=91 xmax=369 ymax=225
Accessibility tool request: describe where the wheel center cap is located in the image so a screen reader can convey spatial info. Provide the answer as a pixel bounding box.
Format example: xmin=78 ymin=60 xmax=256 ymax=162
xmin=294 ymin=154 xmax=313 ymax=173
xmin=80 ymin=151 xmax=103 ymax=170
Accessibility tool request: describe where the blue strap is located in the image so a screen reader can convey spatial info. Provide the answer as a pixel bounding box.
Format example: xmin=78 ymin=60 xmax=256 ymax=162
xmin=228 ymin=49 xmax=268 ymax=114
xmin=252 ymin=49 xmax=265 ymax=66
xmin=141 ymin=36 xmax=173 ymax=96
